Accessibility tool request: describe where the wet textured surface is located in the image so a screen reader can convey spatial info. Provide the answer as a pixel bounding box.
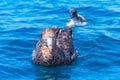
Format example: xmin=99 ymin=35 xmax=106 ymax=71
xmin=0 ymin=0 xmax=120 ymax=80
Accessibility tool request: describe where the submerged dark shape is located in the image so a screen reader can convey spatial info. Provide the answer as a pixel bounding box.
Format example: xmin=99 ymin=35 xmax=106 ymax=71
xmin=32 ymin=27 xmax=77 ymax=66
xmin=32 ymin=8 xmax=87 ymax=66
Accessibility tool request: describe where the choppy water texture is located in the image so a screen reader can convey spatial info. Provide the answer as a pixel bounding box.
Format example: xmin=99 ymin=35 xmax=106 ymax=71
xmin=0 ymin=0 xmax=120 ymax=80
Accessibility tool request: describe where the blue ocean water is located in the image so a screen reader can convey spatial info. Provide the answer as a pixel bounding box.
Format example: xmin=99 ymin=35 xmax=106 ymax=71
xmin=0 ymin=0 xmax=120 ymax=80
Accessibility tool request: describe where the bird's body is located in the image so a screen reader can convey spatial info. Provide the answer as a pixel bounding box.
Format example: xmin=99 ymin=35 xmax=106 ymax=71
xmin=67 ymin=8 xmax=87 ymax=27
xmin=67 ymin=14 xmax=87 ymax=27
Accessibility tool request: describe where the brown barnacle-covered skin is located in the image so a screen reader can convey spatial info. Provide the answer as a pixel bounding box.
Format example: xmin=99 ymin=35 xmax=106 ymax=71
xmin=56 ymin=27 xmax=77 ymax=64
xmin=32 ymin=27 xmax=77 ymax=66
xmin=32 ymin=27 xmax=65 ymax=66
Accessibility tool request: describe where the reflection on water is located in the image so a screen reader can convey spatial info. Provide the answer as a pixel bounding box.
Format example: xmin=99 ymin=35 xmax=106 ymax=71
xmin=35 ymin=66 xmax=71 ymax=80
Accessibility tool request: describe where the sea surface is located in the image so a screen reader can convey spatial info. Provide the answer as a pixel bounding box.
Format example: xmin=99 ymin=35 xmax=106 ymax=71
xmin=0 ymin=0 xmax=120 ymax=80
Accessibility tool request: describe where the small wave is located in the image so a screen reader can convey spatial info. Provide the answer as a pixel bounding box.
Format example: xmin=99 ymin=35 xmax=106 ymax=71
xmin=101 ymin=29 xmax=120 ymax=41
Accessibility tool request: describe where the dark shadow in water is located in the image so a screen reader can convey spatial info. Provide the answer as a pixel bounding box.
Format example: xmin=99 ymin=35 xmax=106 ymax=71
xmin=34 ymin=65 xmax=71 ymax=80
